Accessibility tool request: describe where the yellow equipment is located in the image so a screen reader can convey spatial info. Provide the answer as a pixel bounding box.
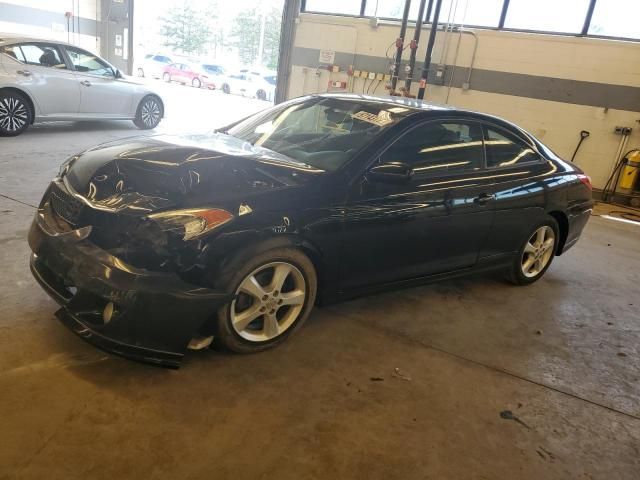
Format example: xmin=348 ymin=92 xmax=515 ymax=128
xmin=619 ymin=149 xmax=640 ymax=191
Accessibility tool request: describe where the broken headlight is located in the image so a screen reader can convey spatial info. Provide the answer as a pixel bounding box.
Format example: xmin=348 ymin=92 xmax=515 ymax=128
xmin=149 ymin=208 xmax=233 ymax=241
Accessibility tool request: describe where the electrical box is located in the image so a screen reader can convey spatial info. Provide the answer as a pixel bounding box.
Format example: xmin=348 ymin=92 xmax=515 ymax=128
xmin=433 ymin=65 xmax=446 ymax=85
xmin=376 ymin=73 xmax=384 ymax=80
xmin=329 ymin=80 xmax=347 ymax=89
xmin=368 ymin=72 xmax=376 ymax=80
xmin=384 ymin=74 xmax=392 ymax=81
xmin=615 ymin=126 xmax=633 ymax=135
xmin=361 ymin=71 xmax=369 ymax=78
xmin=331 ymin=65 xmax=340 ymax=73
xmin=353 ymin=70 xmax=361 ymax=77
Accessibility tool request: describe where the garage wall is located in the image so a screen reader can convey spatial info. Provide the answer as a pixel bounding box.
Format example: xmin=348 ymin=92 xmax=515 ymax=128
xmin=284 ymin=13 xmax=640 ymax=189
xmin=0 ymin=0 xmax=100 ymax=52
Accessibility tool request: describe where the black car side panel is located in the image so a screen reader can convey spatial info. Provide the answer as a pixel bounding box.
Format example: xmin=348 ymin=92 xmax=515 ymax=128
xmin=484 ymin=160 xmax=557 ymax=257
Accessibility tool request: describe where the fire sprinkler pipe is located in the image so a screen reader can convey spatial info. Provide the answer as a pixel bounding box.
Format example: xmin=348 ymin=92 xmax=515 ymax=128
xmin=417 ymin=0 xmax=444 ymax=100
xmin=403 ymin=0 xmax=430 ymax=94
xmin=390 ymin=0 xmax=412 ymax=94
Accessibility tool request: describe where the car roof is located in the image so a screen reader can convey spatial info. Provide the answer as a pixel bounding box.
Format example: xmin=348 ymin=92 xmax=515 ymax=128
xmin=0 ymin=33 xmax=75 ymax=47
xmin=316 ymin=93 xmax=522 ymax=122
xmin=313 ymin=93 xmax=536 ymax=137
xmin=315 ymin=93 xmax=453 ymax=112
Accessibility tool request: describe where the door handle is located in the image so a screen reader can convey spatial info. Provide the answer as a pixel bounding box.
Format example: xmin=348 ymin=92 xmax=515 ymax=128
xmin=474 ymin=193 xmax=496 ymax=204
xmin=16 ymin=70 xmax=32 ymax=77
xmin=80 ymin=80 xmax=92 ymax=87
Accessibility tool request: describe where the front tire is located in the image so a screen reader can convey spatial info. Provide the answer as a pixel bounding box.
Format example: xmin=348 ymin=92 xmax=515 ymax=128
xmin=0 ymin=90 xmax=32 ymax=137
xmin=256 ymin=89 xmax=267 ymax=101
xmin=214 ymin=247 xmax=317 ymax=353
xmin=137 ymin=68 xmax=145 ymax=77
xmin=507 ymin=218 xmax=558 ymax=285
xmin=163 ymin=72 xmax=171 ymax=82
xmin=222 ymin=83 xmax=230 ymax=94
xmin=133 ymin=95 xmax=163 ymax=130
xmin=192 ymin=78 xmax=202 ymax=88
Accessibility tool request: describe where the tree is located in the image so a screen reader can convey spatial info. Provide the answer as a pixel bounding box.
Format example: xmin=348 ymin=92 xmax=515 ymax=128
xmin=159 ymin=5 xmax=211 ymax=55
xmin=230 ymin=7 xmax=282 ymax=68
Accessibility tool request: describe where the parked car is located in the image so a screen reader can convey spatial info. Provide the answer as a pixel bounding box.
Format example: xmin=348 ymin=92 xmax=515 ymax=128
xmin=221 ymin=69 xmax=276 ymax=101
xmin=135 ymin=53 xmax=173 ymax=79
xmin=162 ymin=62 xmax=222 ymax=89
xmin=28 ymin=94 xmax=592 ymax=367
xmin=0 ymin=34 xmax=164 ymax=136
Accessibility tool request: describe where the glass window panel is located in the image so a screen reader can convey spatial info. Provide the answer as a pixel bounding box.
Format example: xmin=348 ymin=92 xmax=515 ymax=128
xmin=304 ymin=0 xmax=362 ymax=15
xmin=12 ymin=44 xmax=67 ymax=69
xmin=505 ymin=0 xmax=591 ymax=33
xmin=428 ymin=0 xmax=503 ymax=27
xmin=228 ymin=97 xmax=406 ymax=171
xmin=588 ymin=0 xmax=640 ymax=39
xmin=381 ymin=121 xmax=484 ymax=174
xmin=365 ymin=0 xmax=422 ymax=21
xmin=484 ymin=126 xmax=540 ymax=168
xmin=66 ymin=47 xmax=113 ymax=76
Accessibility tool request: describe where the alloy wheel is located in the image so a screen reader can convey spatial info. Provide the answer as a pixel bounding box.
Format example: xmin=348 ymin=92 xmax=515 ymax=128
xmin=521 ymin=226 xmax=555 ymax=278
xmin=0 ymin=96 xmax=28 ymax=133
xmin=140 ymin=98 xmax=161 ymax=128
xmin=230 ymin=262 xmax=306 ymax=342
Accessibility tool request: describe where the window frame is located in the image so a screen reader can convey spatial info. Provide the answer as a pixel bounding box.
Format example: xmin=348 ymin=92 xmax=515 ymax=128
xmin=481 ymin=121 xmax=545 ymax=170
xmin=373 ymin=117 xmax=487 ymax=180
xmin=363 ymin=117 xmax=546 ymax=183
xmin=62 ymin=45 xmax=116 ymax=77
xmin=300 ymin=0 xmax=639 ymax=43
xmin=3 ymin=42 xmax=70 ymax=69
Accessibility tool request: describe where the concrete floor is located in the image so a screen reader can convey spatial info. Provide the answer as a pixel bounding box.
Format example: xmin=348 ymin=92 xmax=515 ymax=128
xmin=1 ymin=87 xmax=639 ymax=479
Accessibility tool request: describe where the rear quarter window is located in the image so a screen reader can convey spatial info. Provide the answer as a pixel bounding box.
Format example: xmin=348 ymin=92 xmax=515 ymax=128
xmin=484 ymin=126 xmax=541 ymax=167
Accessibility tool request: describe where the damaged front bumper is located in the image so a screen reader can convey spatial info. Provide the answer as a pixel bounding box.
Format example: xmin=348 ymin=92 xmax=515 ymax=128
xmin=28 ymin=201 xmax=230 ymax=368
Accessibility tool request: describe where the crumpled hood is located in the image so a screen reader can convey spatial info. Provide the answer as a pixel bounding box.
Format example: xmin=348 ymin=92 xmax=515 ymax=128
xmin=63 ymin=133 xmax=324 ymax=214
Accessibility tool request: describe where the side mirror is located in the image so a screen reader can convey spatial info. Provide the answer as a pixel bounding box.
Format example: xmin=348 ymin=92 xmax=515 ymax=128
xmin=366 ymin=161 xmax=413 ymax=184
xmin=114 ymin=69 xmax=123 ymax=79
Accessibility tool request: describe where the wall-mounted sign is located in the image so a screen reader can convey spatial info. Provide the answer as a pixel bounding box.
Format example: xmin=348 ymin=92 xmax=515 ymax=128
xmin=115 ymin=34 xmax=122 ymax=47
xmin=114 ymin=48 xmax=123 ymax=57
xmin=318 ymin=49 xmax=336 ymax=65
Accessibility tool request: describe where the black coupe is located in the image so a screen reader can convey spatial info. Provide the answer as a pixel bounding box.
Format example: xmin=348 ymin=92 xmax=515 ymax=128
xmin=29 ymin=94 xmax=593 ymax=367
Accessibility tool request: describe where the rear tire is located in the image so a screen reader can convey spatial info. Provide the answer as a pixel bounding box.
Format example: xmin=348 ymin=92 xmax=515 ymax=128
xmin=192 ymin=78 xmax=202 ymax=88
xmin=214 ymin=247 xmax=317 ymax=354
xmin=256 ymin=89 xmax=267 ymax=101
xmin=0 ymin=90 xmax=32 ymax=137
xmin=137 ymin=68 xmax=145 ymax=77
xmin=507 ymin=217 xmax=559 ymax=286
xmin=133 ymin=95 xmax=163 ymax=130
xmin=163 ymin=72 xmax=171 ymax=82
xmin=222 ymin=83 xmax=230 ymax=94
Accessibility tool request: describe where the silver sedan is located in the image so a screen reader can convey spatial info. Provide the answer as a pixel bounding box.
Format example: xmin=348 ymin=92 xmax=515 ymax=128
xmin=0 ymin=34 xmax=164 ymax=136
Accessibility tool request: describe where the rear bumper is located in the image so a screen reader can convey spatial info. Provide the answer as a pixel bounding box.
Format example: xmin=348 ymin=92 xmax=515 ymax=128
xmin=28 ymin=202 xmax=230 ymax=368
xmin=561 ymin=199 xmax=593 ymax=254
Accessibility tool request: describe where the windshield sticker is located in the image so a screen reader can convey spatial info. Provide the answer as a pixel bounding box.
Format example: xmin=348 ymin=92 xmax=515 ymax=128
xmin=351 ymin=110 xmax=394 ymax=127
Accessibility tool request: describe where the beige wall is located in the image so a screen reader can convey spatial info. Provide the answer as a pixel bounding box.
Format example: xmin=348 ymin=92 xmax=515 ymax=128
xmin=286 ymin=13 xmax=640 ymax=189
xmin=0 ymin=0 xmax=100 ymax=52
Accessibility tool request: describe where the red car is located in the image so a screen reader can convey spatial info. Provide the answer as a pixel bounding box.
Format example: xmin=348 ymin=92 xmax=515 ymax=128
xmin=162 ymin=62 xmax=218 ymax=89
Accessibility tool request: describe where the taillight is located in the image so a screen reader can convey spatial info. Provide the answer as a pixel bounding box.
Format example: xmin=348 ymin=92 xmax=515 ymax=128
xmin=577 ymin=174 xmax=592 ymax=190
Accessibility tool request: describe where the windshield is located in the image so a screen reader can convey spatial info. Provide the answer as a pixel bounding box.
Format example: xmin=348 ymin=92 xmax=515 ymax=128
xmin=226 ymin=97 xmax=408 ymax=171
xmin=203 ymin=64 xmax=223 ymax=75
